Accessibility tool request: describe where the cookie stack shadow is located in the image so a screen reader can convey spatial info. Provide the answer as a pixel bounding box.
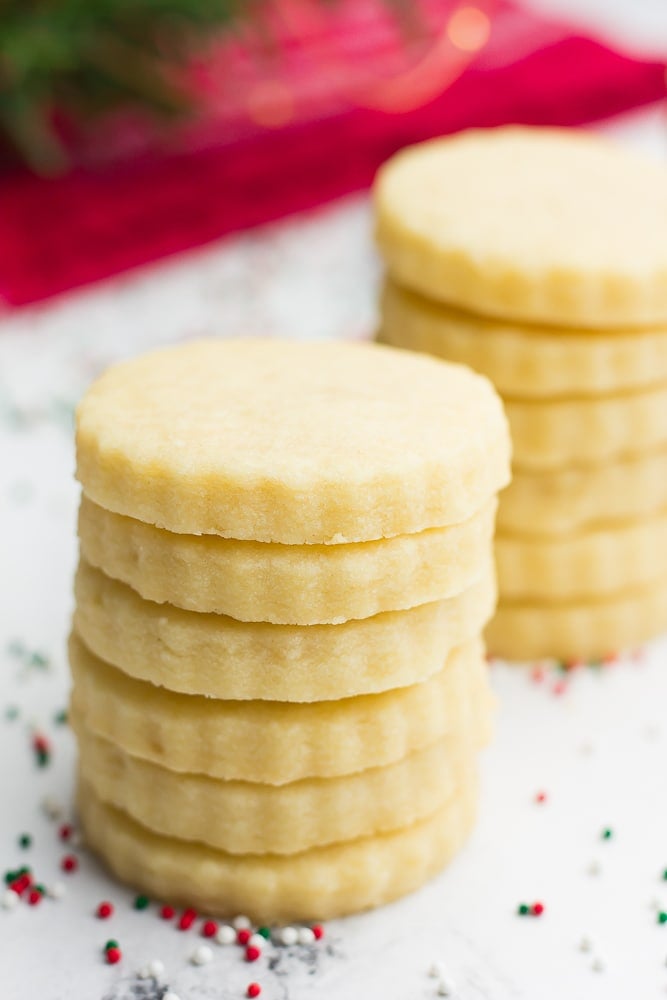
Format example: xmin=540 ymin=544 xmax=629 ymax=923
xmin=375 ymin=126 xmax=667 ymax=662
xmin=69 ymin=338 xmax=510 ymax=922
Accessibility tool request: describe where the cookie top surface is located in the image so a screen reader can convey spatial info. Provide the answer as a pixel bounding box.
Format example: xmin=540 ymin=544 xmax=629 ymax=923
xmin=75 ymin=338 xmax=510 ymax=542
xmin=374 ymin=127 xmax=667 ymax=327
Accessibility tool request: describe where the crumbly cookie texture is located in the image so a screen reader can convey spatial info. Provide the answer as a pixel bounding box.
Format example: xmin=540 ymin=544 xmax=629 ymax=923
xmin=486 ymin=578 xmax=667 ymax=661
xmin=73 ymin=560 xmax=497 ymax=702
xmin=506 ymin=381 xmax=667 ymax=469
xmin=496 ymin=509 xmax=667 ymax=601
xmin=498 ymin=449 xmax=667 ymax=536
xmin=77 ymin=496 xmax=496 ymax=624
xmin=69 ymin=632 xmax=490 ymax=784
xmin=75 ymin=338 xmax=510 ymax=542
xmin=380 ymin=279 xmax=667 ymax=398
xmin=77 ymin=778 xmax=477 ymax=922
xmin=73 ymin=716 xmax=489 ymax=855
xmin=375 ymin=126 xmax=667 ymax=327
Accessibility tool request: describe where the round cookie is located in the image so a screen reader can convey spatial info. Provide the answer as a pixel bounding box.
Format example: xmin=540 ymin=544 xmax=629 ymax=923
xmin=375 ymin=126 xmax=667 ymax=327
xmin=73 ymin=718 xmax=488 ymax=855
xmin=75 ymin=338 xmax=510 ymax=543
xmin=77 ymin=496 xmax=496 ymax=624
xmin=498 ymin=449 xmax=667 ymax=535
xmin=486 ymin=577 xmax=667 ymax=661
xmin=69 ymin=632 xmax=491 ymax=785
xmin=77 ymin=778 xmax=477 ymax=922
xmin=496 ymin=509 xmax=667 ymax=600
xmin=506 ymin=381 xmax=667 ymax=468
xmin=380 ymin=279 xmax=667 ymax=398
xmin=74 ymin=560 xmax=497 ymax=701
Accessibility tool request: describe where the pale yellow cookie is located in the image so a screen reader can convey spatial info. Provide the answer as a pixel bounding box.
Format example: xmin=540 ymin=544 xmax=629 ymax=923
xmin=375 ymin=126 xmax=667 ymax=327
xmin=75 ymin=338 xmax=510 ymax=542
xmin=498 ymin=449 xmax=667 ymax=535
xmin=77 ymin=496 xmax=496 ymax=624
xmin=380 ymin=279 xmax=667 ymax=398
xmin=77 ymin=778 xmax=477 ymax=922
xmin=496 ymin=509 xmax=667 ymax=600
xmin=486 ymin=578 xmax=667 ymax=661
xmin=73 ymin=559 xmax=497 ymax=701
xmin=73 ymin=715 xmax=487 ymax=855
xmin=506 ymin=382 xmax=667 ymax=468
xmin=69 ymin=632 xmax=491 ymax=784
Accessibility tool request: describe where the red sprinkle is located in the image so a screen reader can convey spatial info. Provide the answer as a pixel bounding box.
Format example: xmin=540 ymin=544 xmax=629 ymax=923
xmin=10 ymin=874 xmax=31 ymax=895
xmin=532 ymin=901 xmax=545 ymax=916
xmin=535 ymin=792 xmax=547 ymax=804
xmin=312 ymin=924 xmax=324 ymax=940
xmin=530 ymin=666 xmax=545 ymax=684
xmin=552 ymin=680 xmax=567 ymax=696
xmin=237 ymin=928 xmax=252 ymax=946
xmin=178 ymin=908 xmax=197 ymax=931
xmin=59 ymin=824 xmax=73 ymax=841
xmin=201 ymin=919 xmax=218 ymax=938
xmin=97 ymin=901 xmax=114 ymax=919
xmin=160 ymin=904 xmax=176 ymax=920
xmin=106 ymin=947 xmax=122 ymax=965
xmin=32 ymin=733 xmax=50 ymax=753
xmin=247 ymin=985 xmax=261 ymax=998
xmin=28 ymin=889 xmax=42 ymax=906
xmin=245 ymin=945 xmax=261 ymax=962
xmin=61 ymin=855 xmax=78 ymax=873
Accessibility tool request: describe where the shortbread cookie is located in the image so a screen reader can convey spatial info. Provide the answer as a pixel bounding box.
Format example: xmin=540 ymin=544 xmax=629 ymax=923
xmin=380 ymin=279 xmax=667 ymax=398
xmin=486 ymin=578 xmax=667 ymax=661
xmin=498 ymin=449 xmax=667 ymax=535
xmin=496 ymin=509 xmax=667 ymax=600
xmin=69 ymin=632 xmax=491 ymax=784
xmin=77 ymin=778 xmax=477 ymax=921
xmin=375 ymin=127 xmax=667 ymax=327
xmin=75 ymin=338 xmax=510 ymax=542
xmin=73 ymin=560 xmax=496 ymax=701
xmin=77 ymin=496 xmax=496 ymax=623
xmin=506 ymin=382 xmax=667 ymax=468
xmin=74 ymin=717 xmax=487 ymax=854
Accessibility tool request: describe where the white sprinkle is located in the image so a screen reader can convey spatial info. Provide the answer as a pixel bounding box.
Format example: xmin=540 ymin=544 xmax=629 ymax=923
xmin=2 ymin=889 xmax=19 ymax=910
xmin=69 ymin=830 xmax=83 ymax=849
xmin=190 ymin=944 xmax=213 ymax=966
xmin=592 ymin=956 xmax=606 ymax=973
xmin=650 ymin=896 xmax=663 ymax=911
xmin=428 ymin=961 xmax=448 ymax=979
xmin=280 ymin=926 xmax=298 ymax=946
xmin=233 ymin=914 xmax=252 ymax=930
xmin=248 ymin=933 xmax=265 ymax=949
xmin=147 ymin=959 xmax=165 ymax=979
xmin=137 ymin=968 xmax=150 ymax=980
xmin=41 ymin=795 xmax=63 ymax=820
xmin=579 ymin=935 xmax=594 ymax=953
xmin=437 ymin=977 xmax=457 ymax=997
xmin=163 ymin=993 xmax=181 ymax=1000
xmin=46 ymin=881 xmax=66 ymax=900
xmin=587 ymin=860 xmax=602 ymax=877
xmin=215 ymin=924 xmax=236 ymax=945
xmin=298 ymin=927 xmax=316 ymax=945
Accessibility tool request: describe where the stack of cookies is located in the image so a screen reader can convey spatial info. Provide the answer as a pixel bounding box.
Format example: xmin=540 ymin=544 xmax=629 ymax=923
xmin=70 ymin=338 xmax=510 ymax=921
xmin=375 ymin=126 xmax=667 ymax=662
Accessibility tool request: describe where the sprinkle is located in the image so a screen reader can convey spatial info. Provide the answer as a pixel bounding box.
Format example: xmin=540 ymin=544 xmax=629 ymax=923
xmin=257 ymin=927 xmax=271 ymax=940
xmin=5 ymin=705 xmax=19 ymax=720
xmin=61 ymin=855 xmax=78 ymax=873
xmin=531 ymin=902 xmax=545 ymax=917
xmin=18 ymin=833 xmax=32 ymax=849
xmin=247 ymin=985 xmax=261 ymax=998
xmin=601 ymin=828 xmax=613 ymax=840
xmin=215 ymin=925 xmax=236 ymax=945
xmin=160 ymin=904 xmax=176 ymax=920
xmin=69 ymin=831 xmax=83 ymax=849
xmin=96 ymin=901 xmax=114 ymax=919
xmin=147 ymin=959 xmax=164 ymax=978
xmin=312 ymin=924 xmax=324 ymax=940
xmin=233 ymin=914 xmax=252 ymax=930
xmin=59 ymin=824 xmax=73 ymax=842
xmin=46 ymin=882 xmax=65 ymax=900
xmin=591 ymin=956 xmax=606 ymax=973
xmin=202 ymin=920 xmax=218 ymax=938
xmin=104 ymin=939 xmax=119 ymax=951
xmin=237 ymin=928 xmax=252 ymax=946
xmin=535 ymin=792 xmax=547 ymax=804
xmin=245 ymin=945 xmax=261 ymax=962
xmin=248 ymin=933 xmax=265 ymax=948
xmin=552 ymin=679 xmax=567 ymax=696
xmin=106 ymin=947 xmax=122 ymax=965
xmin=298 ymin=926 xmax=316 ymax=945
xmin=53 ymin=709 xmax=68 ymax=725
xmin=530 ymin=664 xmax=545 ymax=683
xmin=163 ymin=993 xmax=181 ymax=1000
xmin=279 ymin=926 xmax=298 ymax=946
xmin=1 ymin=889 xmax=19 ymax=910
xmin=662 ymin=869 xmax=667 ymax=881
xmin=437 ymin=977 xmax=457 ymax=996
xmin=42 ymin=796 xmax=63 ymax=821
xmin=178 ymin=908 xmax=197 ymax=931
xmin=517 ymin=903 xmax=530 ymax=916
xmin=28 ymin=888 xmax=42 ymax=906
xmin=579 ymin=935 xmax=593 ymax=952
xmin=190 ymin=944 xmax=213 ymax=966
xmin=32 ymin=732 xmax=51 ymax=767
xmin=133 ymin=894 xmax=150 ymax=911
xmin=657 ymin=911 xmax=667 ymax=925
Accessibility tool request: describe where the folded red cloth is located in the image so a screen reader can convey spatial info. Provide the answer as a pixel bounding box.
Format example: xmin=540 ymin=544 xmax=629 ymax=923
xmin=0 ymin=0 xmax=664 ymax=309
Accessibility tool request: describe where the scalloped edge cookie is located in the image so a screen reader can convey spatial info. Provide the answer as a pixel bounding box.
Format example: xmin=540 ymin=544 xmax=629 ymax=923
xmin=77 ymin=496 xmax=496 ymax=623
xmin=69 ymin=632 xmax=491 ymax=784
xmin=77 ymin=778 xmax=477 ymax=922
xmin=73 ymin=559 xmax=497 ymax=701
xmin=76 ymin=338 xmax=510 ymax=542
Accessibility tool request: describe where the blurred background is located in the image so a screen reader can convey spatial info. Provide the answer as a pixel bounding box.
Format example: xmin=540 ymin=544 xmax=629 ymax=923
xmin=0 ymin=0 xmax=665 ymax=313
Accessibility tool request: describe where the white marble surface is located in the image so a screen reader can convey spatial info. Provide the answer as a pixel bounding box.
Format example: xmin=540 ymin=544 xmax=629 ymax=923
xmin=1 ymin=7 xmax=667 ymax=995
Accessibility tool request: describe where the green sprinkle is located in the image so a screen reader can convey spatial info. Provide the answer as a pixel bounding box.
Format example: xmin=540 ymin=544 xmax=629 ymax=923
xmin=517 ymin=903 xmax=530 ymax=916
xmin=104 ymin=939 xmax=119 ymax=952
xmin=17 ymin=866 xmax=30 ymax=877
xmin=7 ymin=640 xmax=25 ymax=658
xmin=34 ymin=884 xmax=45 ymax=894
xmin=133 ymin=894 xmax=149 ymax=910
xmin=658 ymin=912 xmax=667 ymax=925
xmin=53 ymin=708 xmax=67 ymax=725
xmin=257 ymin=927 xmax=271 ymax=939
xmin=601 ymin=828 xmax=613 ymax=840
xmin=29 ymin=651 xmax=49 ymax=669
xmin=18 ymin=834 xmax=32 ymax=850
xmin=5 ymin=705 xmax=19 ymax=721
xmin=662 ymin=868 xmax=667 ymax=881
xmin=4 ymin=870 xmax=17 ymax=884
